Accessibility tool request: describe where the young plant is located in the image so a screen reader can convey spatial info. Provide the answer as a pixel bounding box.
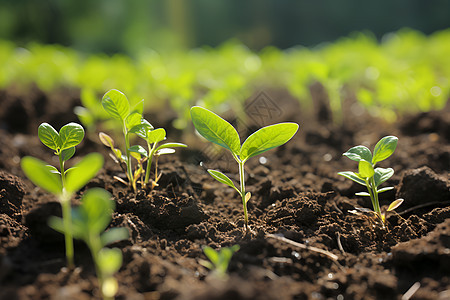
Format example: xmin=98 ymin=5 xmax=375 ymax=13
xmin=21 ymin=122 xmax=104 ymax=268
xmin=338 ymin=136 xmax=403 ymax=223
xmin=49 ymin=188 xmax=129 ymax=300
xmin=199 ymin=245 xmax=240 ymax=279
xmin=190 ymin=106 xmax=298 ymax=233
xmin=100 ymin=89 xmax=186 ymax=190
xmin=128 ymin=125 xmax=186 ymax=189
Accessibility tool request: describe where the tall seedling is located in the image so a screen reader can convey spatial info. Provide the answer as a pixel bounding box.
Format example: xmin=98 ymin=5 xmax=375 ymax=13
xmin=49 ymin=188 xmax=129 ymax=300
xmin=191 ymin=106 xmax=298 ymax=233
xmin=21 ymin=122 xmax=104 ymax=268
xmin=338 ymin=136 xmax=403 ymax=223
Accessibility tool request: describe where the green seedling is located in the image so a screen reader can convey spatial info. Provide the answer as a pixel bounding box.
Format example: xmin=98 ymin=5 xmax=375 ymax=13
xmin=101 ymin=89 xmax=142 ymax=190
xmin=49 ymin=188 xmax=129 ymax=300
xmin=101 ymin=89 xmax=186 ymax=190
xmin=338 ymin=136 xmax=403 ymax=224
xmin=128 ymin=125 xmax=186 ymax=189
xmin=191 ymin=106 xmax=298 ymax=233
xmin=21 ymin=122 xmax=103 ymax=268
xmin=199 ymin=245 xmax=240 ymax=278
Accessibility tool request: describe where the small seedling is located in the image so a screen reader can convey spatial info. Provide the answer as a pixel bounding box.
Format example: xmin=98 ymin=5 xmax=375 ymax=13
xmin=199 ymin=245 xmax=240 ymax=278
xmin=128 ymin=125 xmax=186 ymax=189
xmin=100 ymin=89 xmax=186 ymax=190
xmin=338 ymin=136 xmax=403 ymax=224
xmin=191 ymin=106 xmax=298 ymax=233
xmin=21 ymin=122 xmax=104 ymax=268
xmin=49 ymin=188 xmax=129 ymax=300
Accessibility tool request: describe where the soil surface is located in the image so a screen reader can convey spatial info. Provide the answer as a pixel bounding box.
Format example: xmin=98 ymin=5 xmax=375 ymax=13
xmin=0 ymin=86 xmax=449 ymax=300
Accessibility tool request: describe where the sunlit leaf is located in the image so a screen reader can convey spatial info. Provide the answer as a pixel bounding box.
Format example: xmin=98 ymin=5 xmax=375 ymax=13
xmin=65 ymin=153 xmax=103 ymax=193
xmin=358 ymin=160 xmax=374 ymax=178
xmin=129 ymin=145 xmax=147 ymax=157
xmin=207 ymin=169 xmax=240 ymax=194
xmin=373 ymin=167 xmax=394 ymax=187
xmin=342 ymin=145 xmax=372 ymax=162
xmin=146 ymin=128 xmax=166 ymax=144
xmin=387 ymin=198 xmax=404 ymax=212
xmin=102 ymin=89 xmax=130 ymax=121
xmin=338 ymin=171 xmax=366 ymax=186
xmin=372 ymin=136 xmax=398 ymax=164
xmin=21 ymin=156 xmax=62 ymax=195
xmin=240 ymin=123 xmax=298 ymax=162
xmin=59 ymin=123 xmax=85 ymax=150
xmin=38 ymin=123 xmax=61 ymax=150
xmin=191 ymin=106 xmax=241 ymax=154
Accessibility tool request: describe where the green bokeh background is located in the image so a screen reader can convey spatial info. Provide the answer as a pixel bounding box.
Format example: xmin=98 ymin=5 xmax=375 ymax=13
xmin=1 ymin=0 xmax=450 ymax=54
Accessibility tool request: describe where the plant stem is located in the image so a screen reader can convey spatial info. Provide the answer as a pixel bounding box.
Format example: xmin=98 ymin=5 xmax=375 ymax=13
xmin=59 ymin=152 xmax=74 ymax=269
xmin=144 ymin=142 xmax=156 ymax=186
xmin=238 ymin=160 xmax=249 ymax=233
xmin=365 ymin=178 xmax=382 ymax=221
xmin=60 ymin=195 xmax=74 ymax=269
xmin=88 ymin=234 xmax=108 ymax=300
xmin=122 ymin=120 xmax=133 ymax=189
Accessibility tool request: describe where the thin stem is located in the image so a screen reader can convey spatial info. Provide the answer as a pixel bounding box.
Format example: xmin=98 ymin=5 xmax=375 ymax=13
xmin=88 ymin=234 xmax=106 ymax=300
xmin=238 ymin=161 xmax=249 ymax=233
xmin=144 ymin=142 xmax=157 ymax=186
xmin=123 ymin=120 xmax=133 ymax=189
xmin=61 ymin=195 xmax=74 ymax=269
xmin=59 ymin=152 xmax=74 ymax=269
xmin=154 ymin=155 xmax=159 ymax=184
xmin=370 ymin=177 xmax=381 ymax=217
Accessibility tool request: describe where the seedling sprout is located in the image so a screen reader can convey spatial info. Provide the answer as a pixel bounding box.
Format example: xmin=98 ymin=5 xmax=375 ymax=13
xmin=49 ymin=188 xmax=129 ymax=300
xmin=199 ymin=245 xmax=240 ymax=279
xmin=100 ymin=89 xmax=186 ymax=190
xmin=191 ymin=106 xmax=298 ymax=233
xmin=21 ymin=122 xmax=103 ymax=268
xmin=338 ymin=136 xmax=403 ymax=224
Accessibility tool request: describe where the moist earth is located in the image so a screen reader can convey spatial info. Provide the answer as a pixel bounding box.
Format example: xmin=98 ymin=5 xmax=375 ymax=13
xmin=0 ymin=86 xmax=449 ymax=300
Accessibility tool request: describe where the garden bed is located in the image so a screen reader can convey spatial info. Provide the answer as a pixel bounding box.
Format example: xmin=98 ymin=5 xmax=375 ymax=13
xmin=0 ymin=87 xmax=449 ymax=300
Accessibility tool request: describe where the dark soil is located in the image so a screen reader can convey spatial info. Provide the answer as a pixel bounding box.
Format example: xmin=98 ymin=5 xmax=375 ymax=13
xmin=0 ymin=86 xmax=449 ymax=300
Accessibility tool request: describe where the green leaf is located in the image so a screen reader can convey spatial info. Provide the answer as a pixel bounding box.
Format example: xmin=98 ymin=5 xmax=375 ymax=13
xmin=240 ymin=123 xmax=298 ymax=162
xmin=355 ymin=192 xmax=371 ymax=196
xmin=129 ymin=145 xmax=148 ymax=157
xmin=156 ymin=148 xmax=175 ymax=155
xmin=65 ymin=153 xmax=104 ymax=193
xmin=203 ymin=246 xmax=219 ymax=265
xmin=21 ymin=157 xmax=62 ymax=195
xmin=59 ymin=123 xmax=85 ymax=150
xmin=102 ymin=89 xmax=130 ymax=121
xmin=129 ymin=119 xmax=153 ymax=139
xmin=358 ymin=160 xmax=374 ymax=178
xmin=98 ymin=248 xmax=123 ymax=276
xmin=38 ymin=123 xmax=61 ymax=150
xmin=46 ymin=165 xmax=60 ymax=174
xmin=377 ymin=186 xmax=394 ymax=193
xmin=207 ymin=169 xmax=240 ymax=194
xmin=74 ymin=188 xmax=113 ymax=235
xmin=372 ymin=136 xmax=398 ymax=164
xmin=338 ymin=171 xmax=366 ymax=186
xmin=373 ymin=167 xmax=394 ymax=187
xmin=100 ymin=227 xmax=129 ymax=246
xmin=190 ymin=106 xmax=241 ymax=155
xmin=342 ymin=145 xmax=372 ymax=162
xmin=61 ymin=147 xmax=75 ymax=162
xmin=155 ymin=142 xmax=187 ymax=152
xmin=48 ymin=216 xmax=64 ymax=233
xmin=125 ymin=112 xmax=142 ymax=130
xmin=146 ymin=128 xmax=166 ymax=144
xmin=387 ymin=198 xmax=404 ymax=212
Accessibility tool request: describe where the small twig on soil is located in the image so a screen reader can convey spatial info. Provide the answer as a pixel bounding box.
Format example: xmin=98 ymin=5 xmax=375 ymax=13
xmin=398 ymin=201 xmax=450 ymax=216
xmin=402 ymin=282 xmax=421 ymax=300
xmin=266 ymin=234 xmax=344 ymax=271
xmin=336 ymin=232 xmax=346 ymax=255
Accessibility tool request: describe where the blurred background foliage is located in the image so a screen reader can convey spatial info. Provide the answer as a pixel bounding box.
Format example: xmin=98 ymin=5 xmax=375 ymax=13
xmin=1 ymin=0 xmax=450 ymax=54
xmin=0 ymin=0 xmax=449 ymax=128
